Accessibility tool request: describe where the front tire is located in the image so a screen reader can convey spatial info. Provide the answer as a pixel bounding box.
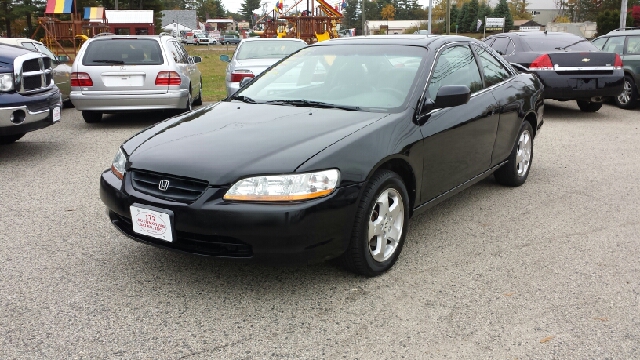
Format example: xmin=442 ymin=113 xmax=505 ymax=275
xmin=0 ymin=133 xmax=25 ymax=145
xmin=340 ymin=170 xmax=410 ymax=277
xmin=576 ymin=100 xmax=602 ymax=112
xmin=615 ymin=75 xmax=639 ymax=109
xmin=82 ymin=111 xmax=102 ymax=123
xmin=494 ymin=121 xmax=534 ymax=187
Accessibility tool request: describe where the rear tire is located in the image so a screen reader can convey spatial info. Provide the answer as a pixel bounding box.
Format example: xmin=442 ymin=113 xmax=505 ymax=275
xmin=0 ymin=133 xmax=25 ymax=145
xmin=340 ymin=170 xmax=410 ymax=277
xmin=494 ymin=121 xmax=534 ymax=187
xmin=180 ymin=86 xmax=192 ymax=113
xmin=193 ymin=80 xmax=203 ymax=106
xmin=576 ymin=100 xmax=602 ymax=112
xmin=615 ymin=75 xmax=639 ymax=109
xmin=82 ymin=111 xmax=102 ymax=123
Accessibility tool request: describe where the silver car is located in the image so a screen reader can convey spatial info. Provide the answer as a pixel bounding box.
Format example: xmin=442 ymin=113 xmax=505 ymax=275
xmin=70 ymin=34 xmax=203 ymax=123
xmin=220 ymin=38 xmax=306 ymax=96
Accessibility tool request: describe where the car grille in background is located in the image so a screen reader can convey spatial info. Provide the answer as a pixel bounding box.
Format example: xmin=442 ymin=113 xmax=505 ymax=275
xmin=130 ymin=170 xmax=209 ymax=203
xmin=18 ymin=55 xmax=53 ymax=94
xmin=23 ymin=75 xmax=43 ymax=91
xmin=22 ymin=59 xmax=41 ymax=72
xmin=111 ymin=212 xmax=253 ymax=257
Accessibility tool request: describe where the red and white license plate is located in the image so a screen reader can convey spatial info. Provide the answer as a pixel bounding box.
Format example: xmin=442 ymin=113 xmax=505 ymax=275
xmin=52 ymin=106 xmax=61 ymax=123
xmin=130 ymin=205 xmax=173 ymax=242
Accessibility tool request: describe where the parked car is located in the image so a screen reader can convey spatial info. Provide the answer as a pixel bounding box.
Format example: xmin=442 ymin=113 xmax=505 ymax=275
xmin=591 ymin=28 xmax=640 ymax=109
xmin=184 ymin=32 xmax=197 ymax=45
xmin=195 ymin=33 xmax=216 ymax=45
xmin=100 ymin=35 xmax=544 ymax=276
xmin=220 ymin=34 xmax=241 ymax=45
xmin=0 ymin=44 xmax=61 ymax=144
xmin=219 ymin=38 xmax=306 ymax=96
xmin=484 ymin=31 xmax=624 ymax=112
xmin=0 ymin=38 xmax=72 ymax=104
xmin=70 ymin=34 xmax=203 ymax=123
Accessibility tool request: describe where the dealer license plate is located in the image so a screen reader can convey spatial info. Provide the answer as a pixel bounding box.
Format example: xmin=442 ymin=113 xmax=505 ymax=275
xmin=52 ymin=106 xmax=60 ymax=123
xmin=130 ymin=205 xmax=173 ymax=242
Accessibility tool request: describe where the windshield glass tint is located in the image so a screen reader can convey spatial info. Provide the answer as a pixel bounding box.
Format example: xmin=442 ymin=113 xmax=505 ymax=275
xmin=236 ymin=40 xmax=306 ymax=60
xmin=523 ymin=36 xmax=598 ymax=51
xmin=236 ymin=44 xmax=426 ymax=111
xmin=82 ymin=39 xmax=164 ymax=65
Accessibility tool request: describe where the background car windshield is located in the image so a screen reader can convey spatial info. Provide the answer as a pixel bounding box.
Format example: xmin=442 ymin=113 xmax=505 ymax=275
xmin=523 ymin=36 xmax=599 ymax=52
xmin=236 ymin=44 xmax=426 ymax=111
xmin=21 ymin=42 xmax=56 ymax=60
xmin=82 ymin=39 xmax=164 ymax=65
xmin=236 ymin=40 xmax=306 ymax=60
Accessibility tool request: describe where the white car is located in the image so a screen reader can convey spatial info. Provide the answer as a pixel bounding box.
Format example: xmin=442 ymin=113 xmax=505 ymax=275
xmin=195 ymin=34 xmax=216 ymax=45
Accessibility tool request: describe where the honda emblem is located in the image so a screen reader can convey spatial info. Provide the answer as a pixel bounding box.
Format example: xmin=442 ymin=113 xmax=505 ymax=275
xmin=158 ymin=180 xmax=170 ymax=191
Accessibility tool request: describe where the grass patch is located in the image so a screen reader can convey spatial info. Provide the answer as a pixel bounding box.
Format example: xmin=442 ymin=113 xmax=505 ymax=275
xmin=184 ymin=44 xmax=235 ymax=102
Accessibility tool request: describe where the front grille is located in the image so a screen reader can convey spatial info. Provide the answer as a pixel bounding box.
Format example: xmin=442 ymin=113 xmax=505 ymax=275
xmin=131 ymin=170 xmax=209 ymax=203
xmin=112 ymin=212 xmax=253 ymax=257
xmin=23 ymin=75 xmax=43 ymax=91
xmin=45 ymin=72 xmax=52 ymax=85
xmin=42 ymin=57 xmax=51 ymax=69
xmin=22 ymin=59 xmax=41 ymax=72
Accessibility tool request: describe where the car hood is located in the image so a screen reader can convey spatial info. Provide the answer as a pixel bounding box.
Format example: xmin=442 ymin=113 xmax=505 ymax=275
xmin=233 ymin=58 xmax=281 ymax=75
xmin=0 ymin=44 xmax=32 ymax=66
xmin=123 ymin=102 xmax=387 ymax=185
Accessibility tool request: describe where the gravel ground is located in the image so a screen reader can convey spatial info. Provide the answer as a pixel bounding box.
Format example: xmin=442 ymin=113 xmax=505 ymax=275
xmin=1 ymin=101 xmax=639 ymax=359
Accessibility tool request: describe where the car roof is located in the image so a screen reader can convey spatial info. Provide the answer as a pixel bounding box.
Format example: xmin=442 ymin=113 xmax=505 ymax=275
xmin=0 ymin=37 xmax=42 ymax=46
xmin=316 ymin=34 xmax=471 ymax=47
xmin=240 ymin=37 xmax=306 ymax=43
xmin=497 ymin=31 xmax=585 ymax=39
xmin=604 ymin=28 xmax=640 ymax=36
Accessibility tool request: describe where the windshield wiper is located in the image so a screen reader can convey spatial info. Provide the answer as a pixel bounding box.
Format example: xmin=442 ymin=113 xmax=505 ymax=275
xmin=265 ymin=99 xmax=361 ymax=111
xmin=555 ymin=39 xmax=587 ymax=50
xmin=229 ymin=95 xmax=259 ymax=104
xmin=92 ymin=59 xmax=125 ymax=64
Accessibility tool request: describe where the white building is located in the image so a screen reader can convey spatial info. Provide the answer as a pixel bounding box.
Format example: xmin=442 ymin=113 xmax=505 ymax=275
xmin=365 ymin=20 xmax=429 ymax=35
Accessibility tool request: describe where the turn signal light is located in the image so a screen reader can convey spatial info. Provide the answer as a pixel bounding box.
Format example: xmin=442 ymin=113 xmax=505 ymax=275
xmin=230 ymin=70 xmax=254 ymax=83
xmin=529 ymin=54 xmax=553 ymax=71
xmin=70 ymin=72 xmax=93 ymax=86
xmin=614 ymin=54 xmax=623 ymax=69
xmin=155 ymin=71 xmax=181 ymax=85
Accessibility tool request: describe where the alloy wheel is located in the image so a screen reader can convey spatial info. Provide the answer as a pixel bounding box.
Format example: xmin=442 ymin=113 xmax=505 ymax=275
xmin=368 ymin=188 xmax=404 ymax=262
xmin=516 ymin=130 xmax=532 ymax=176
xmin=617 ymin=79 xmax=632 ymax=105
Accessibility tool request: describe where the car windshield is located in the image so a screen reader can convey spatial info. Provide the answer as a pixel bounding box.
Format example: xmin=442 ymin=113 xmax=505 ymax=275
xmin=82 ymin=39 xmax=164 ymax=65
xmin=236 ymin=40 xmax=306 ymax=60
xmin=235 ymin=44 xmax=426 ymax=112
xmin=523 ymin=36 xmax=599 ymax=51
xmin=21 ymin=42 xmax=57 ymax=60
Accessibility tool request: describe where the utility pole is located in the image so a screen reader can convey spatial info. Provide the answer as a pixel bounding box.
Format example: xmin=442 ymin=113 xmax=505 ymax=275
xmin=362 ymin=0 xmax=366 ymax=35
xmin=428 ymin=0 xmax=432 ymax=34
xmin=115 ymin=0 xmax=118 ymax=10
xmin=445 ymin=0 xmax=450 ymax=35
xmin=620 ymin=0 xmax=628 ymax=29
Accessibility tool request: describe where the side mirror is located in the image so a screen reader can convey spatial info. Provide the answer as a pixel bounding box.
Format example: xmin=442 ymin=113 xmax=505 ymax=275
xmin=192 ymin=56 xmax=202 ymax=63
xmin=57 ymin=55 xmax=70 ymax=63
xmin=433 ymin=85 xmax=471 ymax=109
xmin=219 ymin=54 xmax=230 ymax=63
xmin=239 ymin=77 xmax=253 ymax=88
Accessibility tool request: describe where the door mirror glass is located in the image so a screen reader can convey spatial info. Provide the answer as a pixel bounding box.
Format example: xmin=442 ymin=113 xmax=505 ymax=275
xmin=57 ymin=55 xmax=70 ymax=63
xmin=433 ymin=85 xmax=471 ymax=109
xmin=192 ymin=56 xmax=202 ymax=63
xmin=219 ymin=54 xmax=230 ymax=63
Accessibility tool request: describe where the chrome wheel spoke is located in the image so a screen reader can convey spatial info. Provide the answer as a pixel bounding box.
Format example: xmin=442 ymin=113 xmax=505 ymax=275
xmin=367 ymin=187 xmax=405 ymax=263
xmin=516 ymin=130 xmax=532 ymax=176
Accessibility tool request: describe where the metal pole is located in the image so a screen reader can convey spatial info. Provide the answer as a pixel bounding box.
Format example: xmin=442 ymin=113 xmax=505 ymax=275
xmin=428 ymin=0 xmax=432 ymax=34
xmin=115 ymin=0 xmax=118 ymax=10
xmin=362 ymin=0 xmax=366 ymax=35
xmin=620 ymin=0 xmax=628 ymax=29
xmin=445 ymin=0 xmax=450 ymax=35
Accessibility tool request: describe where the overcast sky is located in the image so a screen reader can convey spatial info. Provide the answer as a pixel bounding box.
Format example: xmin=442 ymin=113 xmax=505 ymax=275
xmin=220 ymin=0 xmax=558 ymax=14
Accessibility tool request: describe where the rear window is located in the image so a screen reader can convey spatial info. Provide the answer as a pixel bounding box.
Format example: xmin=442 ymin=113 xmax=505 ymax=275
xmin=82 ymin=39 xmax=164 ymax=66
xmin=522 ymin=35 xmax=599 ymax=52
xmin=236 ymin=40 xmax=306 ymax=60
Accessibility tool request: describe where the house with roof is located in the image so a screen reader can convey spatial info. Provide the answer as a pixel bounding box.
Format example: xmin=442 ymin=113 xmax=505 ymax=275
xmin=161 ymin=10 xmax=199 ymax=32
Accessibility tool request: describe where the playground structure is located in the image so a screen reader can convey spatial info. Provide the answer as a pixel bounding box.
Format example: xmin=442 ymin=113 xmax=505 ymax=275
xmin=259 ymin=0 xmax=343 ymax=44
xmin=33 ymin=0 xmax=110 ymax=58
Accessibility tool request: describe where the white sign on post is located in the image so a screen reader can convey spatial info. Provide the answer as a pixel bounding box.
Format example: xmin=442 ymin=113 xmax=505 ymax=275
xmin=520 ymin=26 xmax=541 ymax=31
xmin=485 ymin=17 xmax=506 ymax=27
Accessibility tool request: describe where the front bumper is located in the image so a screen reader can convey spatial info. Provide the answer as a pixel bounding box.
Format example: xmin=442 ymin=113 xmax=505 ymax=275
xmin=0 ymin=88 xmax=61 ymax=136
xmin=536 ymin=70 xmax=624 ymax=100
xmin=70 ymin=89 xmax=189 ymax=112
xmin=100 ymin=169 xmax=362 ymax=263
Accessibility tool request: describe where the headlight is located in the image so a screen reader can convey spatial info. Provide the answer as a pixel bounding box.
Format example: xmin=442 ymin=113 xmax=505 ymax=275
xmin=224 ymin=169 xmax=340 ymax=202
xmin=111 ymin=148 xmax=127 ymax=180
xmin=0 ymin=73 xmax=14 ymax=92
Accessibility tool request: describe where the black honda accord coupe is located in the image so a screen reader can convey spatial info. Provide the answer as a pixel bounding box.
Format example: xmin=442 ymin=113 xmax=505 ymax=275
xmin=100 ymin=35 xmax=544 ymax=276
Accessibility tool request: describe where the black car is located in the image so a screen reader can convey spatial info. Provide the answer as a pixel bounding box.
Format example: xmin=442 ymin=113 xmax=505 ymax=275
xmin=100 ymin=35 xmax=544 ymax=276
xmin=484 ymin=31 xmax=624 ymax=112
xmin=0 ymin=44 xmax=61 ymax=145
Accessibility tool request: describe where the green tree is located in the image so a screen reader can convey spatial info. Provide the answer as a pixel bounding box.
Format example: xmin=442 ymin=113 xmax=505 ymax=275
xmin=463 ymin=0 xmax=478 ymax=32
xmin=596 ymin=9 xmax=633 ymax=35
xmin=476 ymin=2 xmax=491 ymax=32
xmin=508 ymin=0 xmax=532 ymax=20
xmin=492 ymin=0 xmax=513 ymax=31
xmin=457 ymin=2 xmax=470 ymax=32
xmin=240 ymin=0 xmax=260 ymax=24
xmin=196 ymin=0 xmax=226 ymax=19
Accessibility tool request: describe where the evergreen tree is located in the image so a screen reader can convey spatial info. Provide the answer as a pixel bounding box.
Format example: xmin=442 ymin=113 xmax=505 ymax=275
xmin=343 ymin=0 xmax=359 ymax=31
xmin=457 ymin=2 xmax=470 ymax=33
xmin=492 ymin=0 xmax=513 ymax=31
xmin=463 ymin=0 xmax=478 ymax=32
xmin=477 ymin=2 xmax=491 ymax=32
xmin=240 ymin=0 xmax=260 ymax=24
xmin=450 ymin=6 xmax=458 ymax=32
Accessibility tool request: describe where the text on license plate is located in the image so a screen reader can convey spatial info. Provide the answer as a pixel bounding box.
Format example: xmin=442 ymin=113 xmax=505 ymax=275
xmin=52 ymin=107 xmax=60 ymax=122
xmin=130 ymin=205 xmax=173 ymax=242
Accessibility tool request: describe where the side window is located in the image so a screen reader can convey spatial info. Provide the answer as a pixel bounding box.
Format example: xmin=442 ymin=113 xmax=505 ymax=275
xmin=20 ymin=42 xmax=37 ymax=51
xmin=475 ymin=45 xmax=511 ymax=88
xmin=176 ymin=43 xmax=191 ymax=64
xmin=505 ymin=39 xmax=515 ymax=55
xmin=602 ymin=36 xmax=625 ymax=55
xmin=491 ymin=37 xmax=510 ymax=55
xmin=427 ymin=45 xmax=483 ymax=99
xmin=591 ymin=37 xmax=608 ymax=51
xmin=165 ymin=41 xmax=180 ymax=63
xmin=626 ymin=36 xmax=640 ymax=54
